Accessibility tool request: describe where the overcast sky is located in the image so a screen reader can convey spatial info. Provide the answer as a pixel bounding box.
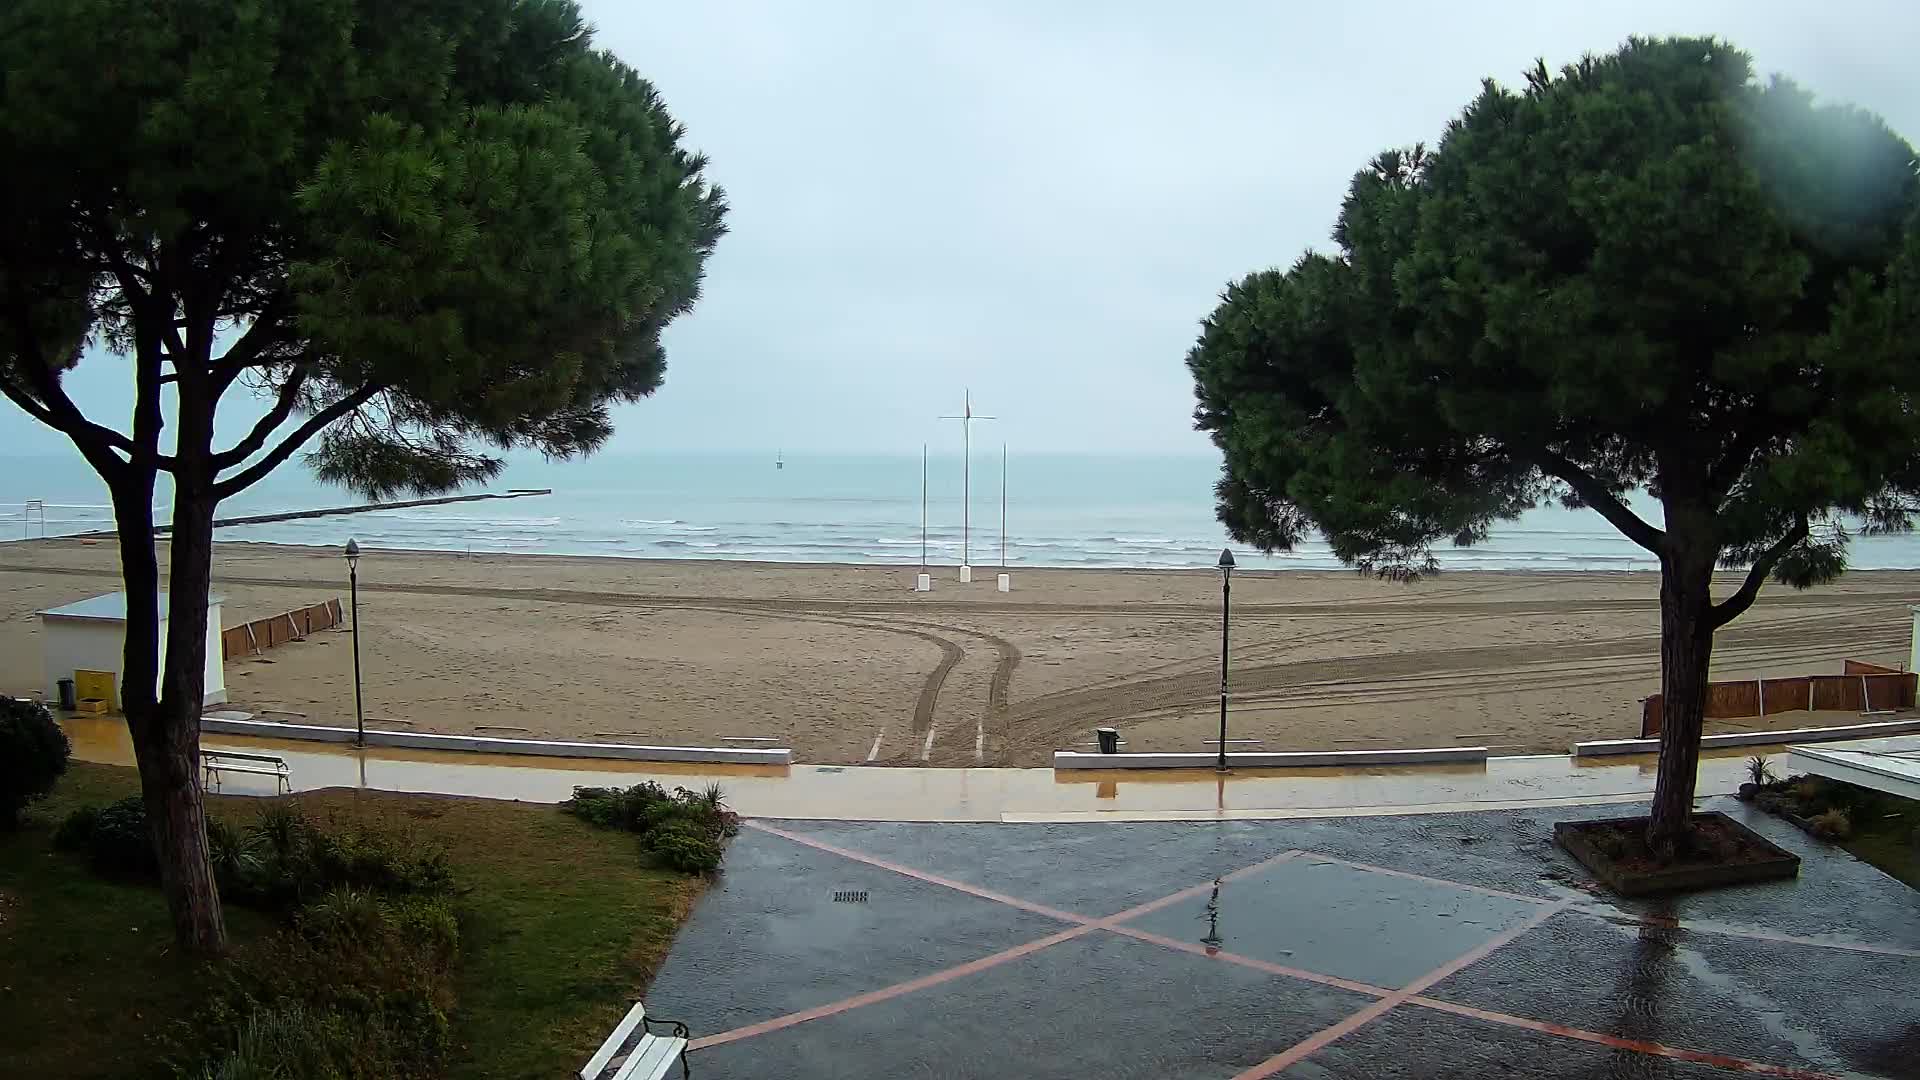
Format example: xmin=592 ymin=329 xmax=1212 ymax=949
xmin=10 ymin=0 xmax=1920 ymax=460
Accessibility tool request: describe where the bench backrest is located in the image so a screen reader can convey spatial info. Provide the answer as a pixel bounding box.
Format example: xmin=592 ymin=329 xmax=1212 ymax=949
xmin=202 ymin=750 xmax=286 ymax=767
xmin=580 ymin=1000 xmax=647 ymax=1080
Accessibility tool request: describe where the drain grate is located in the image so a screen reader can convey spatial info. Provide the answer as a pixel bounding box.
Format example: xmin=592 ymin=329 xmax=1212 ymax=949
xmin=833 ymin=890 xmax=868 ymax=903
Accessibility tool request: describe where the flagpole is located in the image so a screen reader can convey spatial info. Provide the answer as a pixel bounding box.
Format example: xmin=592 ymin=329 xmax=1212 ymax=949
xmin=921 ymin=443 xmax=928 ymax=568
xmin=1000 ymin=443 xmax=1007 ymax=567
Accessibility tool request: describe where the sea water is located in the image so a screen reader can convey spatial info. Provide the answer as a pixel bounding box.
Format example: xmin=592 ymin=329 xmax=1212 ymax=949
xmin=5 ymin=451 xmax=1920 ymax=572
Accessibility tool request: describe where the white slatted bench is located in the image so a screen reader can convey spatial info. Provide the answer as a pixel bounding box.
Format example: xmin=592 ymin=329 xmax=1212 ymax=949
xmin=200 ymin=749 xmax=291 ymax=794
xmin=580 ymin=1000 xmax=690 ymax=1080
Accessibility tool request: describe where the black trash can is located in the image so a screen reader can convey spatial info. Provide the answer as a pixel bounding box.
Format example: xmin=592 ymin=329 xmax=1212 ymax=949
xmin=1095 ymin=726 xmax=1120 ymax=754
xmin=56 ymin=677 xmax=77 ymax=711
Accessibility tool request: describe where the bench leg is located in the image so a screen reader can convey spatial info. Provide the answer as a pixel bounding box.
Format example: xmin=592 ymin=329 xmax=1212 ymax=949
xmin=680 ymin=1048 xmax=690 ymax=1079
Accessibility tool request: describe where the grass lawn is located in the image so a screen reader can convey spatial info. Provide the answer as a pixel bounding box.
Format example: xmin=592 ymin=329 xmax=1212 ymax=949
xmin=0 ymin=762 xmax=706 ymax=1079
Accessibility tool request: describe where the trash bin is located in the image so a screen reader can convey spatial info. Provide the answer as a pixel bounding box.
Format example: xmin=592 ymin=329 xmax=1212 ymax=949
xmin=1095 ymin=727 xmax=1120 ymax=754
xmin=56 ymin=677 xmax=77 ymax=711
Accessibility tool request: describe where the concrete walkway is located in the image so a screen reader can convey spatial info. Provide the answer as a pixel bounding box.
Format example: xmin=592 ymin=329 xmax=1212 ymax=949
xmin=62 ymin=715 xmax=1912 ymax=822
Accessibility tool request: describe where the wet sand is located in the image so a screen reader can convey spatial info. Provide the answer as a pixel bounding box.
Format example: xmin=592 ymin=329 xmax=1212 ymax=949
xmin=2 ymin=539 xmax=1916 ymax=765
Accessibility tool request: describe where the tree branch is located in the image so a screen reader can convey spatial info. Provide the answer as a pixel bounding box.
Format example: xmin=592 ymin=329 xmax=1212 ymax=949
xmin=211 ymin=364 xmax=311 ymax=470
xmin=1 ymin=296 xmax=142 ymax=470
xmin=208 ymin=307 xmax=290 ymax=396
xmin=1707 ymin=428 xmax=1768 ymax=499
xmin=1710 ymin=517 xmax=1810 ymax=630
xmin=1530 ymin=448 xmax=1666 ymax=554
xmin=212 ymin=384 xmax=381 ymax=498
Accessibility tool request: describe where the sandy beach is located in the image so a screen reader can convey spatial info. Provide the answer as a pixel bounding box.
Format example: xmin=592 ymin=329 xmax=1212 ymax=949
xmin=2 ymin=538 xmax=1916 ymax=766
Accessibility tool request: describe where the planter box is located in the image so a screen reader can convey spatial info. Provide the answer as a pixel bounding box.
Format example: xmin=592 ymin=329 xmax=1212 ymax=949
xmin=1554 ymin=812 xmax=1800 ymax=896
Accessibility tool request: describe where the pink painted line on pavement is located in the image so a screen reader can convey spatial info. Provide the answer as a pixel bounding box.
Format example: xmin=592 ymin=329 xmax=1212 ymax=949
xmin=688 ymin=924 xmax=1094 ymax=1051
xmin=1407 ymin=998 xmax=1843 ymax=1080
xmin=1293 ymin=851 xmax=1555 ymax=905
xmin=1229 ymin=902 xmax=1569 ymax=1079
xmin=694 ymin=836 xmax=1303 ymax=1051
xmin=1105 ymin=923 xmax=1393 ymax=999
xmin=744 ymin=819 xmax=1093 ymax=925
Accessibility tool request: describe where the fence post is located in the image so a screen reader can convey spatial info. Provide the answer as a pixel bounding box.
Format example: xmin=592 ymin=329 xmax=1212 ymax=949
xmin=1756 ymin=678 xmax=1764 ymax=718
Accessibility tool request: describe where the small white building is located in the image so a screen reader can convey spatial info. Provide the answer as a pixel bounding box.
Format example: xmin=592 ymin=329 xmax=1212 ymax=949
xmin=38 ymin=591 xmax=227 ymax=708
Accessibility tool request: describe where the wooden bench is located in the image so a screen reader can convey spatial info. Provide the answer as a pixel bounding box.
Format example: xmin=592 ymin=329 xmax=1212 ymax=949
xmin=580 ymin=1001 xmax=690 ymax=1080
xmin=201 ymin=749 xmax=291 ymax=794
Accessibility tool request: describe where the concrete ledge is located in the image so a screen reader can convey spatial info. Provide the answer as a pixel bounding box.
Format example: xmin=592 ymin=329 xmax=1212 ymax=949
xmin=1572 ymin=716 xmax=1920 ymax=757
xmin=1786 ymin=745 xmax=1920 ymax=801
xmin=1051 ymin=746 xmax=1489 ymax=770
xmin=198 ymin=716 xmax=793 ymax=765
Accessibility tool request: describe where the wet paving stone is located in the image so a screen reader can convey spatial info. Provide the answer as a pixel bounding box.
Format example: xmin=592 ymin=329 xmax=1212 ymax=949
xmin=688 ymin=931 xmax=1377 ymax=1080
xmin=651 ymin=802 xmax=1920 ymax=1079
xmin=1423 ymin=911 xmax=1897 ymax=1075
xmin=645 ymin=829 xmax=1067 ymax=1036
xmin=1283 ymin=1005 xmax=1760 ymax=1079
xmin=1120 ymin=856 xmax=1549 ymax=989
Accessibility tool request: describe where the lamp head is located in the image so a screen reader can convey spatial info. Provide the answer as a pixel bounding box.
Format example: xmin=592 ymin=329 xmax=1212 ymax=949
xmin=344 ymin=538 xmax=361 ymax=569
xmin=1217 ymin=548 xmax=1235 ymax=573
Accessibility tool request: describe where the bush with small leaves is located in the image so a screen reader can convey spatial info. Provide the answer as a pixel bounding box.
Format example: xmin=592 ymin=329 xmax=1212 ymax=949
xmin=0 ymin=695 xmax=70 ymax=828
xmin=87 ymin=796 xmax=157 ymax=877
xmin=563 ymin=781 xmax=738 ymax=874
xmin=53 ymin=804 xmax=101 ymax=851
xmin=648 ymin=820 xmax=723 ymax=875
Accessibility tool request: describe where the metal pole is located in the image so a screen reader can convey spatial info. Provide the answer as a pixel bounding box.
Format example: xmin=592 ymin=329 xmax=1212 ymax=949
xmin=1217 ymin=567 xmax=1231 ymax=772
xmin=962 ymin=398 xmax=970 ymax=568
xmin=350 ymin=563 xmax=364 ymax=748
xmin=921 ymin=443 xmax=928 ymax=568
xmin=1000 ymin=443 xmax=1007 ymax=567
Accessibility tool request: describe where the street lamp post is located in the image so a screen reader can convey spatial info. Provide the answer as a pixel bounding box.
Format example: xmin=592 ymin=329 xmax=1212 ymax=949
xmin=1216 ymin=547 xmax=1235 ymax=773
xmin=345 ymin=538 xmax=364 ymax=748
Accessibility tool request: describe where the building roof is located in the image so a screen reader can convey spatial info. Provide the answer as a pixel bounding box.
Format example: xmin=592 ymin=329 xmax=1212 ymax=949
xmin=37 ymin=591 xmax=226 ymax=623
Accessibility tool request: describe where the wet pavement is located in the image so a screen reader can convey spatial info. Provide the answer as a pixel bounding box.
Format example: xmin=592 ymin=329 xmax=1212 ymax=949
xmin=646 ymin=799 xmax=1920 ymax=1079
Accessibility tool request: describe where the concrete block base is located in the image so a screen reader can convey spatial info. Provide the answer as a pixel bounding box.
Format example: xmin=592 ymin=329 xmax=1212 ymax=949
xmin=1053 ymin=746 xmax=1489 ymax=770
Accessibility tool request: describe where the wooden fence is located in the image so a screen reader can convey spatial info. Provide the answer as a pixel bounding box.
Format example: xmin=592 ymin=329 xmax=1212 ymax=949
xmin=1640 ymin=659 xmax=1915 ymax=737
xmin=221 ymin=598 xmax=344 ymax=660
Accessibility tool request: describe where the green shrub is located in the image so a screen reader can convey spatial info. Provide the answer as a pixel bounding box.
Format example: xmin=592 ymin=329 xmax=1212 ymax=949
xmin=307 ymin=821 xmax=455 ymax=897
xmin=207 ymin=819 xmax=264 ymax=887
xmin=0 ymin=695 xmax=70 ymax=828
xmin=386 ymin=895 xmax=460 ymax=965
xmin=564 ymin=781 xmax=739 ymax=874
xmin=195 ymin=1002 xmax=359 ymax=1080
xmin=1810 ymin=807 xmax=1853 ymax=840
xmin=52 ymin=804 xmax=101 ymax=851
xmin=648 ymin=819 xmax=723 ymax=874
xmin=87 ymin=795 xmax=157 ymax=877
xmin=297 ymin=888 xmax=390 ymax=946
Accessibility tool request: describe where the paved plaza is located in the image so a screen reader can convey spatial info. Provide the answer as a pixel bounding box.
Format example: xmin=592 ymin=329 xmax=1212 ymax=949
xmin=647 ymin=799 xmax=1920 ymax=1079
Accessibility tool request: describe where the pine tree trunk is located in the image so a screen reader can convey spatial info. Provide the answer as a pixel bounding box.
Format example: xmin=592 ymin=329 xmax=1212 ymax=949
xmin=154 ymin=484 xmax=227 ymax=952
xmin=110 ymin=471 xmax=228 ymax=952
xmin=1647 ymin=540 xmax=1717 ymax=857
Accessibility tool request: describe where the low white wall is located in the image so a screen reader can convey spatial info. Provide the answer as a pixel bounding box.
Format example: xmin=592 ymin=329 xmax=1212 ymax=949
xmin=1572 ymin=716 xmax=1920 ymax=757
xmin=198 ymin=716 xmax=794 ymax=765
xmin=1052 ymin=746 xmax=1489 ymax=770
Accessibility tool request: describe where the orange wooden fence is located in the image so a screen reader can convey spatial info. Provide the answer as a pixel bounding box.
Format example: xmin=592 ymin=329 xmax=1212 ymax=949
xmin=221 ymin=598 xmax=344 ymax=660
xmin=1640 ymin=659 xmax=1915 ymax=737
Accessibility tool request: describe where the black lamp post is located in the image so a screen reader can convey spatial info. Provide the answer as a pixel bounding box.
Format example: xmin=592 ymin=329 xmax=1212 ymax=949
xmin=1216 ymin=547 xmax=1235 ymax=772
xmin=345 ymin=538 xmax=364 ymax=748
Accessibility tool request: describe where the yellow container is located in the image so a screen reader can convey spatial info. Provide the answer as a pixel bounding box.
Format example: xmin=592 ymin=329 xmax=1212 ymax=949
xmin=73 ymin=669 xmax=117 ymax=713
